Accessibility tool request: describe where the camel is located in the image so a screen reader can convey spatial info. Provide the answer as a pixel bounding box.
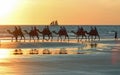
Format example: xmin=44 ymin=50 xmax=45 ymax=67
xmin=24 ymin=29 xmax=39 ymax=42
xmin=87 ymin=27 xmax=100 ymax=41
xmin=52 ymin=27 xmax=69 ymax=41
xmin=71 ymin=30 xmax=87 ymax=42
xmin=7 ymin=28 xmax=25 ymax=42
xmin=38 ymin=27 xmax=53 ymax=41
xmin=7 ymin=30 xmax=18 ymax=42
xmin=71 ymin=29 xmax=87 ymax=42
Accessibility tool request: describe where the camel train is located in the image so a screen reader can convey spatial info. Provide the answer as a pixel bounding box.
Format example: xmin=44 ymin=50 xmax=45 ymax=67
xmin=7 ymin=26 xmax=100 ymax=42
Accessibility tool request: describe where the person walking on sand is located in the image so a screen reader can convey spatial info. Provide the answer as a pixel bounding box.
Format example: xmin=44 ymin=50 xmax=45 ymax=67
xmin=115 ymin=31 xmax=118 ymax=40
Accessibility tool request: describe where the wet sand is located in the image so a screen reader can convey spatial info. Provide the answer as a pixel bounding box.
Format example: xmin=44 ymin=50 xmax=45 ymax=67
xmin=0 ymin=39 xmax=120 ymax=75
xmin=0 ymin=53 xmax=120 ymax=75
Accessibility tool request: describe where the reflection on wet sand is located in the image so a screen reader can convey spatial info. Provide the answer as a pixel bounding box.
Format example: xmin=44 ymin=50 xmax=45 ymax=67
xmin=9 ymin=42 xmax=104 ymax=55
xmin=0 ymin=40 xmax=107 ymax=58
xmin=13 ymin=49 xmax=23 ymax=55
xmin=29 ymin=49 xmax=39 ymax=54
xmin=90 ymin=43 xmax=97 ymax=48
xmin=112 ymin=45 xmax=120 ymax=64
xmin=0 ymin=39 xmax=104 ymax=56
xmin=59 ymin=48 xmax=67 ymax=54
xmin=43 ymin=49 xmax=51 ymax=54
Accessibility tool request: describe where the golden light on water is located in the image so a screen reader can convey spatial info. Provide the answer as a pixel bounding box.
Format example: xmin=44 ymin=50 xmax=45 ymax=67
xmin=0 ymin=49 xmax=10 ymax=58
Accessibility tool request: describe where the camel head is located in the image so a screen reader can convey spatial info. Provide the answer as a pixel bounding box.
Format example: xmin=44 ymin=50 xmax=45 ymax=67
xmin=52 ymin=31 xmax=57 ymax=34
xmin=24 ymin=30 xmax=29 ymax=34
xmin=71 ymin=30 xmax=76 ymax=33
xmin=85 ymin=31 xmax=89 ymax=34
xmin=7 ymin=29 xmax=11 ymax=34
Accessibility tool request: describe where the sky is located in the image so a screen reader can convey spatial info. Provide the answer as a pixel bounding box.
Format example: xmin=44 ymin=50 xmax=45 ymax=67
xmin=0 ymin=0 xmax=120 ymax=25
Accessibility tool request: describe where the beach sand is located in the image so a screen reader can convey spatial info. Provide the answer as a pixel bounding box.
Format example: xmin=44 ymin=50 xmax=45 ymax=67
xmin=0 ymin=54 xmax=120 ymax=75
xmin=0 ymin=39 xmax=120 ymax=75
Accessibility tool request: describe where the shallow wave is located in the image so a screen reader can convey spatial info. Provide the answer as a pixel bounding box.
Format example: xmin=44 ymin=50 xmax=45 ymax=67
xmin=1 ymin=42 xmax=84 ymax=49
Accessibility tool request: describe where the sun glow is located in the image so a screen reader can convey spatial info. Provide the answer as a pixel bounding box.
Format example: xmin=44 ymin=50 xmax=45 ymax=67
xmin=0 ymin=0 xmax=19 ymax=17
xmin=0 ymin=49 xmax=10 ymax=58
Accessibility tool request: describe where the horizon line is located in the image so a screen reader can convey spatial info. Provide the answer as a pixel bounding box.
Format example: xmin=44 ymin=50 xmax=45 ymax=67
xmin=0 ymin=24 xmax=120 ymax=26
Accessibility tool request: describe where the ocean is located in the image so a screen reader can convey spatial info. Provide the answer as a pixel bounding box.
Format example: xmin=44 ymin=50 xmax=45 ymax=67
xmin=0 ymin=25 xmax=120 ymax=75
xmin=0 ymin=25 xmax=120 ymax=39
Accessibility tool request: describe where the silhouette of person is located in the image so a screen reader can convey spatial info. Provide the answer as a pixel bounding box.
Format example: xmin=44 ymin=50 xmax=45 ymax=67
xmin=77 ymin=26 xmax=80 ymax=31
xmin=34 ymin=26 xmax=39 ymax=32
xmin=63 ymin=26 xmax=66 ymax=32
xmin=115 ymin=31 xmax=118 ymax=40
xmin=14 ymin=26 xmax=18 ymax=31
xmin=94 ymin=26 xmax=97 ymax=34
xmin=46 ymin=26 xmax=50 ymax=33
xmin=59 ymin=26 xmax=63 ymax=32
xmin=31 ymin=26 xmax=34 ymax=31
xmin=14 ymin=26 xmax=19 ymax=35
xmin=77 ymin=26 xmax=80 ymax=33
xmin=62 ymin=26 xmax=67 ymax=34
xmin=90 ymin=26 xmax=94 ymax=34
xmin=46 ymin=26 xmax=49 ymax=30
xmin=81 ymin=26 xmax=83 ymax=31
xmin=18 ymin=26 xmax=22 ymax=32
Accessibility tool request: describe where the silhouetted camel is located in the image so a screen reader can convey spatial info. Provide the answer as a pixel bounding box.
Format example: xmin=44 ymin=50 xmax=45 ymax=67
xmin=24 ymin=30 xmax=39 ymax=42
xmin=71 ymin=27 xmax=87 ymax=42
xmin=38 ymin=26 xmax=53 ymax=41
xmin=52 ymin=27 xmax=69 ymax=41
xmin=87 ymin=27 xmax=100 ymax=41
xmin=7 ymin=28 xmax=25 ymax=42
xmin=7 ymin=30 xmax=18 ymax=42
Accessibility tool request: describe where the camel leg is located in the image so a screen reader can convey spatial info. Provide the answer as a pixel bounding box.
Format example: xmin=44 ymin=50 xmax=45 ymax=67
xmin=85 ymin=35 xmax=87 ymax=41
xmin=36 ymin=36 xmax=39 ymax=42
xmin=42 ymin=35 xmax=45 ymax=42
xmin=29 ymin=36 xmax=32 ymax=42
xmin=15 ymin=37 xmax=18 ymax=42
xmin=20 ymin=36 xmax=22 ymax=41
xmin=51 ymin=35 xmax=53 ymax=41
xmin=31 ymin=36 xmax=35 ymax=42
xmin=11 ymin=37 xmax=13 ymax=42
xmin=47 ymin=35 xmax=50 ymax=41
xmin=98 ymin=35 xmax=100 ymax=41
xmin=88 ymin=35 xmax=90 ymax=41
xmin=59 ymin=36 xmax=62 ymax=42
xmin=77 ymin=36 xmax=79 ymax=42
xmin=76 ymin=35 xmax=79 ymax=42
xmin=45 ymin=35 xmax=49 ymax=41
xmin=57 ymin=36 xmax=59 ymax=41
xmin=79 ymin=36 xmax=81 ymax=42
xmin=60 ymin=36 xmax=62 ymax=42
xmin=91 ymin=36 xmax=93 ymax=41
xmin=63 ymin=36 xmax=66 ymax=41
xmin=81 ymin=35 xmax=83 ymax=41
xmin=21 ymin=36 xmax=25 ymax=42
xmin=67 ymin=36 xmax=69 ymax=42
xmin=94 ymin=35 xmax=96 ymax=41
xmin=23 ymin=36 xmax=25 ymax=42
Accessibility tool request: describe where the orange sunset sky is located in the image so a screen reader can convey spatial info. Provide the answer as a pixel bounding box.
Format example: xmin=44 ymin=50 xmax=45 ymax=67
xmin=0 ymin=0 xmax=120 ymax=25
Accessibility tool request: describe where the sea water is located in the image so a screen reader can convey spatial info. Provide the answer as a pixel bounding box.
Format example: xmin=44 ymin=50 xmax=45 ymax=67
xmin=0 ymin=25 xmax=120 ymax=39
